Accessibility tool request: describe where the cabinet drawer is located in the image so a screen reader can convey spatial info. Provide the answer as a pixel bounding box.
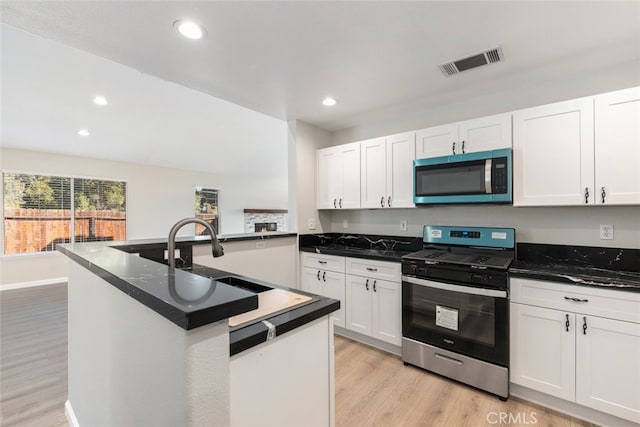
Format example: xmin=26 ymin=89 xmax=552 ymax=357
xmin=301 ymin=252 xmax=345 ymax=273
xmin=511 ymin=277 xmax=640 ymax=324
xmin=346 ymin=257 xmax=401 ymax=282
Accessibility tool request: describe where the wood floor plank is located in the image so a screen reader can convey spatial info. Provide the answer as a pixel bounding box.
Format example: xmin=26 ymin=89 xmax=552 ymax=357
xmin=1 ymin=284 xmax=597 ymax=427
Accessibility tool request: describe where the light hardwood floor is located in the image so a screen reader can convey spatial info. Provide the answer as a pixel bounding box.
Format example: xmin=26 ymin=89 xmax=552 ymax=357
xmin=1 ymin=284 xmax=595 ymax=427
xmin=1 ymin=283 xmax=68 ymax=427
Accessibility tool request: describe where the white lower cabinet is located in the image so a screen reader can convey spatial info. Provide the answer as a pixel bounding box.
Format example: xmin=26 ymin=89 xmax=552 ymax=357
xmin=510 ymin=278 xmax=640 ymax=423
xmin=301 ymin=253 xmax=346 ymax=329
xmin=345 ymin=257 xmax=402 ymax=346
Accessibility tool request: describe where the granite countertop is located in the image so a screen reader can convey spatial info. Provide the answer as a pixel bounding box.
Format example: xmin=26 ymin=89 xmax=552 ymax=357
xmin=299 ymin=233 xmax=423 ymax=263
xmin=58 ymin=237 xmax=339 ymax=355
xmin=509 ymin=261 xmax=640 ymax=292
xmin=509 ymin=243 xmax=640 ymax=293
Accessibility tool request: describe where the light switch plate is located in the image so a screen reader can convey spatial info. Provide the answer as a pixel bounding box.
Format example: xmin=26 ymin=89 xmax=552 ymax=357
xmin=400 ymin=220 xmax=408 ymax=231
xmin=307 ymin=219 xmax=316 ymax=230
xmin=256 ymin=241 xmax=266 ymax=249
xmin=599 ymin=224 xmax=614 ymax=240
xmin=164 ymin=249 xmax=180 ymax=260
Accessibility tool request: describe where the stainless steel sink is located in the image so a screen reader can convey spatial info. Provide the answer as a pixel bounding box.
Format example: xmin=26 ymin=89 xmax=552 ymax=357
xmin=215 ymin=276 xmax=272 ymax=293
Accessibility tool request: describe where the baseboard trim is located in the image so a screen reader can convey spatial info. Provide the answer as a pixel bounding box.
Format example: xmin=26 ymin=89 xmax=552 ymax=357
xmin=0 ymin=277 xmax=68 ymax=291
xmin=510 ymin=383 xmax=638 ymax=427
xmin=334 ymin=327 xmax=401 ymax=356
xmin=65 ymin=400 xmax=80 ymax=427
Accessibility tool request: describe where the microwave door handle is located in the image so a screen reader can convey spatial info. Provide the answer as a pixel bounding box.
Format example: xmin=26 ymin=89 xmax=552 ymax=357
xmin=485 ymin=159 xmax=492 ymax=194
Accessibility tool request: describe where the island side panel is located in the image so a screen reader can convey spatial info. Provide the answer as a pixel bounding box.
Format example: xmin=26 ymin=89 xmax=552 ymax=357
xmin=66 ymin=261 xmax=231 ymax=427
xmin=193 ymin=236 xmax=297 ymax=288
xmin=229 ymin=316 xmax=333 ymax=427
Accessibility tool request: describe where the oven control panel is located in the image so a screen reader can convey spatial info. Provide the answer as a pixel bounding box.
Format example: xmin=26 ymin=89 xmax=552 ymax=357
xmin=401 ymin=260 xmax=508 ymax=290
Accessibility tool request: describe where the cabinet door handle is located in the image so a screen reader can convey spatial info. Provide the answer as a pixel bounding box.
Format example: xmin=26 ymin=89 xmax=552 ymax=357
xmin=387 ymin=196 xmax=392 ymax=207
xmin=339 ymin=198 xmax=343 ymax=208
xmin=373 ymin=280 xmax=377 ymax=292
xmin=365 ymin=279 xmax=369 ymax=291
xmin=565 ymin=314 xmax=570 ymax=332
xmin=461 ymin=140 xmax=465 ymax=154
xmin=452 ymin=141 xmax=456 ymax=155
xmin=366 ymin=267 xmax=378 ymax=272
xmin=380 ymin=196 xmax=384 ymax=208
xmin=584 ymin=187 xmax=589 ymax=204
xmin=333 ymin=198 xmax=337 ymax=208
xmin=564 ymin=296 xmax=589 ymax=303
xmin=583 ymin=317 xmax=588 ymax=335
xmin=318 ymin=260 xmax=327 ymax=264
xmin=601 ymin=187 xmax=606 ymax=204
xmin=322 ymin=271 xmax=326 ymax=282
xmin=317 ymin=270 xmax=321 ymax=281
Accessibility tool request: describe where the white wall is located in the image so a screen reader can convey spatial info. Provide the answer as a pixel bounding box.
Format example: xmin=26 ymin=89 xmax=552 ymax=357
xmin=331 ymin=59 xmax=640 ymax=145
xmin=294 ymin=120 xmax=333 ymax=235
xmin=0 ymin=148 xmax=289 ymax=286
xmin=329 ymin=206 xmax=640 ymax=249
xmin=325 ymin=64 xmax=640 ymax=249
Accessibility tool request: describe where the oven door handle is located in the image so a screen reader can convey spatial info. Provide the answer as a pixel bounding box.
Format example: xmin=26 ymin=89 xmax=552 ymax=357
xmin=402 ymin=275 xmax=507 ymax=298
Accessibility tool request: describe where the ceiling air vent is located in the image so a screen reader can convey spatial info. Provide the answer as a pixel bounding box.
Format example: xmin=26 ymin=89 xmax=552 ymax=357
xmin=439 ymin=46 xmax=504 ymax=77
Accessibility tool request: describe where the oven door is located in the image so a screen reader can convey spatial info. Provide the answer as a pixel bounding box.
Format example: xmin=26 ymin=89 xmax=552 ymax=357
xmin=402 ymin=275 xmax=508 ymax=367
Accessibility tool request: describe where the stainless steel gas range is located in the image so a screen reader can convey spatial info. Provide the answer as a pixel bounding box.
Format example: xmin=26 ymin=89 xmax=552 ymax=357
xmin=401 ymin=225 xmax=515 ymax=399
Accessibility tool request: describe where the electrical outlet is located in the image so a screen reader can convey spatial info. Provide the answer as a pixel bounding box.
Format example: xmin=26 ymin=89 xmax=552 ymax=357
xmin=400 ymin=220 xmax=408 ymax=231
xmin=164 ymin=249 xmax=180 ymax=260
xmin=256 ymin=241 xmax=266 ymax=249
xmin=342 ymin=219 xmax=348 ymax=229
xmin=599 ymin=224 xmax=614 ymax=240
xmin=307 ymin=219 xmax=316 ymax=230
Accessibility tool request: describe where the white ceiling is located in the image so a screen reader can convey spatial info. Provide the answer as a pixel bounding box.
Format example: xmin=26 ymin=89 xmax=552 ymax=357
xmin=2 ymin=1 xmax=639 ymax=133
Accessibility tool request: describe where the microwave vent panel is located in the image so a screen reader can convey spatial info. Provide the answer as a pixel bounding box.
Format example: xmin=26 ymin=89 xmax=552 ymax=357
xmin=439 ymin=46 xmax=504 ymax=77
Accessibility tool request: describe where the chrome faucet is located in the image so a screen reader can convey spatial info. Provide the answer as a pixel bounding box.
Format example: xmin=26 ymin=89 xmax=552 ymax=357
xmin=167 ymin=217 xmax=224 ymax=267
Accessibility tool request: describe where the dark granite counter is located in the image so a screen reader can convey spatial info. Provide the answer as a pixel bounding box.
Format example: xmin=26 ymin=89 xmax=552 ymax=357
xmin=58 ymin=236 xmax=339 ymax=355
xmin=509 ymin=243 xmax=640 ymax=293
xmin=299 ymin=233 xmax=422 ymax=262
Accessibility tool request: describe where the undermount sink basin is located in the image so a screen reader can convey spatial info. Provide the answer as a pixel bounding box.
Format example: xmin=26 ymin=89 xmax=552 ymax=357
xmin=215 ymin=276 xmax=272 ymax=293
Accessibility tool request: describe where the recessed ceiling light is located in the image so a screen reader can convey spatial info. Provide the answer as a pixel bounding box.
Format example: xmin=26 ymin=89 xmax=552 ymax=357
xmin=173 ymin=20 xmax=207 ymax=40
xmin=77 ymin=129 xmax=90 ymax=137
xmin=93 ymin=96 xmax=108 ymax=106
xmin=322 ymin=97 xmax=337 ymax=107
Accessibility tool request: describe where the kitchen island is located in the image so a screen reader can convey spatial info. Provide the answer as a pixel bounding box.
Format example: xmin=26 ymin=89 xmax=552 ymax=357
xmin=58 ymin=235 xmax=339 ymax=427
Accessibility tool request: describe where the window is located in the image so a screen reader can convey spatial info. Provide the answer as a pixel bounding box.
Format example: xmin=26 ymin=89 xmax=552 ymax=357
xmin=2 ymin=172 xmax=126 ymax=254
xmin=194 ymin=187 xmax=219 ymax=236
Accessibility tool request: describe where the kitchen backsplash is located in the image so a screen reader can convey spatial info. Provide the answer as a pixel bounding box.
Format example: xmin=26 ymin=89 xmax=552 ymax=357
xmin=244 ymin=212 xmax=288 ymax=233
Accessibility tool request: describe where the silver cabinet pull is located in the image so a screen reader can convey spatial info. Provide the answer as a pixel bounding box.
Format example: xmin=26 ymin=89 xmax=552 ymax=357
xmin=380 ymin=196 xmax=384 ymax=208
xmin=564 ymin=296 xmax=589 ymax=303
xmin=366 ymin=267 xmax=378 ymax=272
xmin=584 ymin=187 xmax=589 ymax=204
xmin=601 ymin=187 xmax=606 ymax=203
xmin=452 ymin=141 xmax=456 ymax=154
xmin=387 ymin=196 xmax=391 ymax=207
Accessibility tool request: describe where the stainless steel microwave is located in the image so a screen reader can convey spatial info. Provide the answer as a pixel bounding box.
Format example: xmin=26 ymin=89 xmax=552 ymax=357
xmin=413 ymin=148 xmax=512 ymax=205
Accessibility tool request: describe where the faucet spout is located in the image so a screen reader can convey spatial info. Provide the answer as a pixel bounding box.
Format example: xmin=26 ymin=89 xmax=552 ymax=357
xmin=167 ymin=217 xmax=224 ymax=267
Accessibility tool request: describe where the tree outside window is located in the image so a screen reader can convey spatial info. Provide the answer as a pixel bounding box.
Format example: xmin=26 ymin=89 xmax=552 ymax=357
xmin=194 ymin=187 xmax=219 ymax=236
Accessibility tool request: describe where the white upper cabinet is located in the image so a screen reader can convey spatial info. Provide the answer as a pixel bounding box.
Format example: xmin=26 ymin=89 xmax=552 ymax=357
xmin=361 ymin=132 xmax=415 ymax=208
xmin=416 ymin=113 xmax=511 ymax=158
xmin=594 ymin=86 xmax=640 ymax=205
xmin=514 ymin=87 xmax=640 ymax=206
xmin=513 ymin=98 xmax=595 ymax=206
xmin=317 ymin=142 xmax=360 ymax=209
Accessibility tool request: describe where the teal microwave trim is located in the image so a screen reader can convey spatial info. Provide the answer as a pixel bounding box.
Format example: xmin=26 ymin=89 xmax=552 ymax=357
xmin=413 ymin=148 xmax=512 ymax=205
